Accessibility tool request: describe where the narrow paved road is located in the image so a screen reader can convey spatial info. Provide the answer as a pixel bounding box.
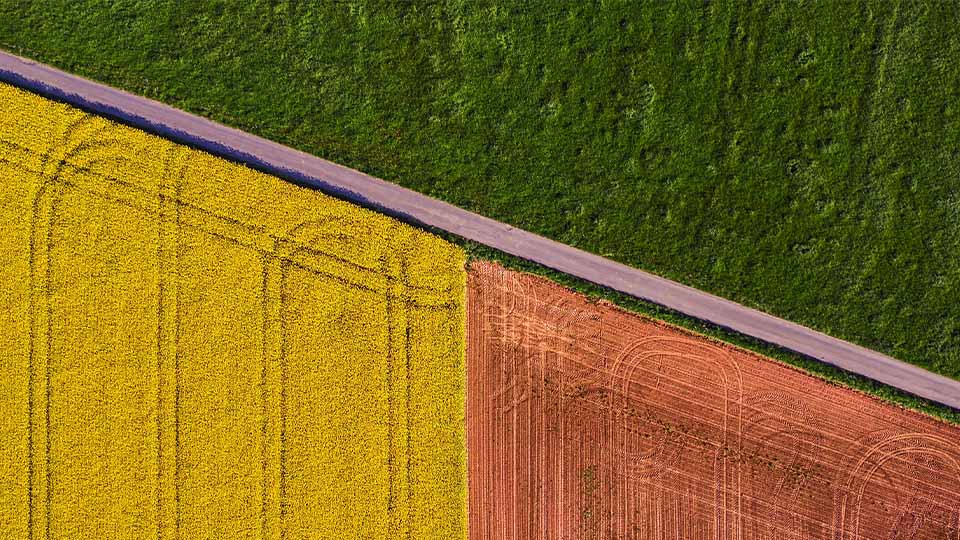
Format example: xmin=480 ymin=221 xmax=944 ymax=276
xmin=2 ymin=50 xmax=958 ymax=411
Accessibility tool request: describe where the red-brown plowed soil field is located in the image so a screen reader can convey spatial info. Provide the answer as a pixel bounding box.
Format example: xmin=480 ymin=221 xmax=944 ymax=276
xmin=466 ymin=261 xmax=960 ymax=540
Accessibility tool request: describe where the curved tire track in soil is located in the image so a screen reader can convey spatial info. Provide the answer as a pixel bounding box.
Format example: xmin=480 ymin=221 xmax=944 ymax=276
xmin=467 ymin=261 xmax=960 ymax=540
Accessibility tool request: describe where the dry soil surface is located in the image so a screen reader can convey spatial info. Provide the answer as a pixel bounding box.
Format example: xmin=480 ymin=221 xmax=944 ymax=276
xmin=467 ymin=261 xmax=960 ymax=540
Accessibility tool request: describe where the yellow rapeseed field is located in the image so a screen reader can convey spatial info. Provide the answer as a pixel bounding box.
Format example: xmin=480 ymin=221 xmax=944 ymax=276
xmin=0 ymin=82 xmax=466 ymax=539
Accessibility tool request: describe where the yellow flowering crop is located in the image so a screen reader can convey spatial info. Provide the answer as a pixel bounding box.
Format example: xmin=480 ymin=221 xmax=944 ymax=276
xmin=0 ymin=83 xmax=466 ymax=539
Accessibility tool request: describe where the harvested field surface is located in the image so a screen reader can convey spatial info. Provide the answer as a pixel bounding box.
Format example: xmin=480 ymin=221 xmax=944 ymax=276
xmin=467 ymin=261 xmax=960 ymax=540
xmin=0 ymin=82 xmax=466 ymax=539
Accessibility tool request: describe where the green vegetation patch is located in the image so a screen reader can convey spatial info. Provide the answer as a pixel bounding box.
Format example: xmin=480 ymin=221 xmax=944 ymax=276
xmin=2 ymin=0 xmax=959 ymax=383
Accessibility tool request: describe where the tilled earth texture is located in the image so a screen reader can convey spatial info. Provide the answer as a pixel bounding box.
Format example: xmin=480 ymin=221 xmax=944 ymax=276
xmin=467 ymin=261 xmax=960 ymax=540
xmin=0 ymin=83 xmax=466 ymax=540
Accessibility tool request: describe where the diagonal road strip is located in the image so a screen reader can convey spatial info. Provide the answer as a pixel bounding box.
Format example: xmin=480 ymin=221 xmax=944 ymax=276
xmin=2 ymin=49 xmax=958 ymax=411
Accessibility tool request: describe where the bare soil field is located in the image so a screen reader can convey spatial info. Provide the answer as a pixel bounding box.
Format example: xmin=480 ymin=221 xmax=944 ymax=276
xmin=467 ymin=261 xmax=960 ymax=540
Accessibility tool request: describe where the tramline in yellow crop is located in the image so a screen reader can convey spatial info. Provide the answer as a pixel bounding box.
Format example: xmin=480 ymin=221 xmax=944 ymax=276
xmin=0 ymin=82 xmax=466 ymax=539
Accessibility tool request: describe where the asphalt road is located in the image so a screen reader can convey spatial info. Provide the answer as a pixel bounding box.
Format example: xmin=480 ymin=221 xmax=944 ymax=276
xmin=2 ymin=49 xmax=958 ymax=411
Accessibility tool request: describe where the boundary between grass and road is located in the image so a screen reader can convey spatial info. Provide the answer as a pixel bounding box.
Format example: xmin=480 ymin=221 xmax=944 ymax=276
xmin=2 ymin=49 xmax=958 ymax=412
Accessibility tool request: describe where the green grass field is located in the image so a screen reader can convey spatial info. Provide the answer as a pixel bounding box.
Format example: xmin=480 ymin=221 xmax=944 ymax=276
xmin=2 ymin=0 xmax=959 ymax=382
